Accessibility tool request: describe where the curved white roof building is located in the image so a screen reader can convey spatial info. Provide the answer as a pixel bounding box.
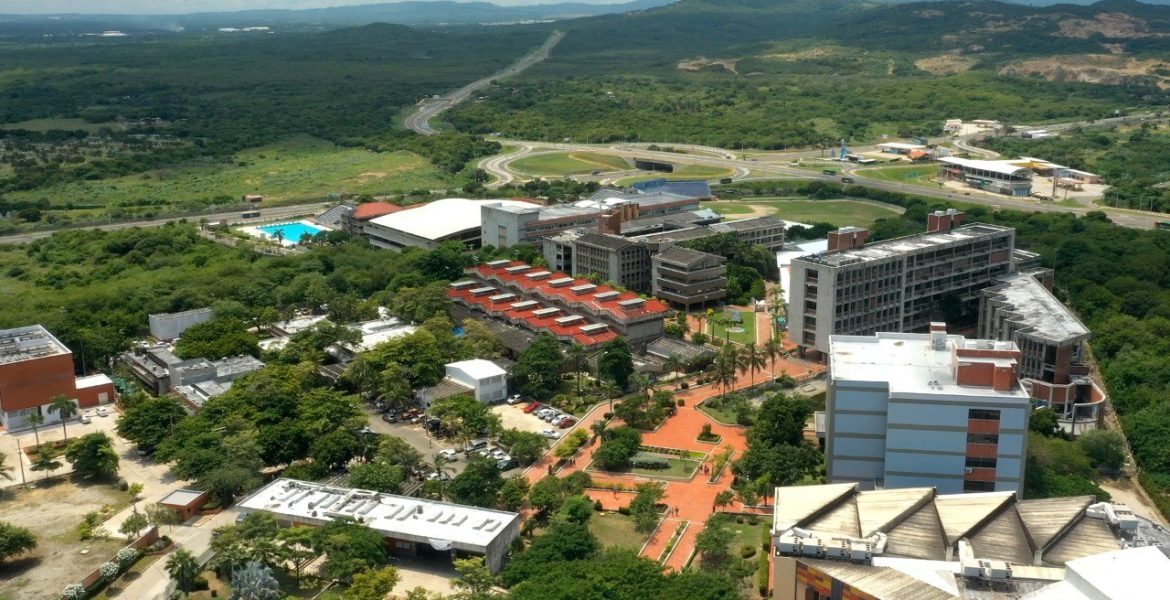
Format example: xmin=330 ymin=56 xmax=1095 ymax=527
xmin=364 ymin=198 xmax=539 ymax=251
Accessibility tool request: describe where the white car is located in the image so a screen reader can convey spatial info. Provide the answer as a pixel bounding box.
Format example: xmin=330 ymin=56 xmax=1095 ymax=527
xmin=96 ymin=406 xmax=109 ymax=417
xmin=535 ymin=408 xmax=553 ymax=419
xmin=551 ymin=415 xmax=568 ymax=426
xmin=438 ymin=448 xmax=459 ymax=461
xmin=507 ymin=394 xmax=523 ymax=405
xmin=490 ymin=449 xmax=509 ymax=461
xmin=541 ymin=429 xmax=562 ymax=439
xmin=79 ymin=412 xmax=92 ymax=424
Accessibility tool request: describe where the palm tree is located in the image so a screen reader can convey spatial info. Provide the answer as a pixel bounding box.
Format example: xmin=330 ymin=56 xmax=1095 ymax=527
xmin=714 ymin=346 xmax=739 ymax=399
xmin=166 ymin=549 xmax=201 ymax=593
xmin=48 ymin=395 xmax=78 ymax=441
xmin=632 ymin=373 xmax=653 ymax=399
xmin=344 ymin=356 xmax=380 ymax=402
xmin=705 ymin=308 xmax=717 ymax=337
xmin=0 ymin=453 xmax=14 ymax=481
xmin=739 ymin=343 xmax=767 ymax=388
xmin=429 ymin=453 xmax=454 ymax=499
xmin=272 ymin=229 xmax=285 ymax=245
xmin=567 ymin=343 xmax=589 ymax=394
xmin=764 ymin=337 xmax=783 ymax=379
xmin=662 ymin=354 xmax=686 ymax=383
xmin=27 ymin=411 xmax=44 ymax=447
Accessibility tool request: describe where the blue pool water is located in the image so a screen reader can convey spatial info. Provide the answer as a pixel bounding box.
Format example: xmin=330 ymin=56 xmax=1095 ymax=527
xmin=257 ymin=222 xmax=323 ymax=243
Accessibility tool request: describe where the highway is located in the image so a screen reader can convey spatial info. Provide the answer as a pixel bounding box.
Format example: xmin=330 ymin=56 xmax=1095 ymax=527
xmin=404 ymin=31 xmax=564 ymax=135
xmin=0 ymin=202 xmax=334 ymax=245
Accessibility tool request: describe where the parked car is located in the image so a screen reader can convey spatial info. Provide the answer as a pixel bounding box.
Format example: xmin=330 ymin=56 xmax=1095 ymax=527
xmin=79 ymin=412 xmax=92 ymax=424
xmin=507 ymin=394 xmax=523 ymax=405
xmin=96 ymin=406 xmax=109 ymax=417
xmin=524 ymin=402 xmax=541 ymax=414
xmin=464 ymin=438 xmax=489 ymax=454
xmin=381 ymin=413 xmax=399 ymax=424
xmin=551 ymin=415 xmax=568 ymax=426
xmin=559 ymin=417 xmax=577 ymax=429
xmin=543 ymin=412 xmax=560 ymax=422
xmin=541 ymin=429 xmax=562 ymax=439
xmin=535 ymin=408 xmax=553 ymax=419
xmin=439 ymin=448 xmax=459 ymax=461
xmin=490 ymin=448 xmax=509 ymax=461
xmin=497 ymin=458 xmax=519 ymax=472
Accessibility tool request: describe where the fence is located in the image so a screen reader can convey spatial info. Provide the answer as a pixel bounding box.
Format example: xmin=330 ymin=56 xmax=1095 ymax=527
xmin=76 ymin=526 xmax=161 ymax=589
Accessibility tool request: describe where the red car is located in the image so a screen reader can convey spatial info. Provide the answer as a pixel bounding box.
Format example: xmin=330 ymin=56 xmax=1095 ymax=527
xmin=558 ymin=417 xmax=577 ymax=428
xmin=524 ymin=402 xmax=542 ymax=414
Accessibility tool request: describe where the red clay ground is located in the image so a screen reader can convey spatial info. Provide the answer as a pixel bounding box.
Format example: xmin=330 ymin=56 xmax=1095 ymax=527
xmin=520 ymin=347 xmax=824 ymax=572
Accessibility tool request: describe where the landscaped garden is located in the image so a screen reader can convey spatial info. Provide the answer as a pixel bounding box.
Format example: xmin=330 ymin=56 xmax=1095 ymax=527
xmin=588 ymin=511 xmax=649 ymax=551
xmin=708 ymin=310 xmax=757 ymax=346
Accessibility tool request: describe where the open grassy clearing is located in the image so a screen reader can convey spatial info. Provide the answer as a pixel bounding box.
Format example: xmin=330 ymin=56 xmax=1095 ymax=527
xmin=630 ymin=455 xmax=703 ymax=478
xmin=589 ymin=512 xmax=650 ymax=550
xmin=708 ymin=310 xmax=758 ymax=345
xmin=511 ymin=152 xmax=630 ymax=176
xmin=0 ymin=118 xmax=118 ymax=133
xmin=615 ymin=164 xmax=736 ymax=185
xmin=6 ymin=136 xmax=453 ymax=213
xmin=855 ymin=163 xmax=941 ymax=187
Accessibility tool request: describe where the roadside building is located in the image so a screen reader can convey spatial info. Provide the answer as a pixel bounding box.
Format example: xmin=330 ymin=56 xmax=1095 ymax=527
xmin=939 ymin=157 xmax=1033 ymax=196
xmin=827 ymin=324 xmax=1031 ymax=495
xmin=417 ymin=359 xmax=507 ymax=407
xmin=571 ymin=232 xmax=652 ymax=292
xmin=343 ymin=201 xmax=403 ymax=236
xmin=450 ymin=260 xmax=669 ymax=347
xmin=789 ymin=211 xmax=1016 ymax=356
xmin=0 ymin=325 xmax=116 ymax=430
xmin=148 ymin=308 xmax=214 ymax=341
xmin=365 ymin=198 xmax=540 ymax=251
xmin=326 ymin=313 xmax=418 ymax=364
xmin=651 ymin=246 xmax=728 ymax=310
xmin=978 ymin=270 xmax=1104 ymax=433
xmin=124 ymin=343 xmax=264 ymax=402
xmin=238 ymin=478 xmax=520 ymax=573
xmin=770 ymin=482 xmax=1170 ymax=600
xmin=158 ymin=489 xmax=210 ymax=522
xmin=878 ymin=142 xmax=927 ymax=156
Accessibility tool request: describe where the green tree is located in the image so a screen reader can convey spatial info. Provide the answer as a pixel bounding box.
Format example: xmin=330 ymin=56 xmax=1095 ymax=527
xmin=0 ymin=522 xmax=37 ymax=563
xmin=567 ymin=342 xmax=590 ymax=394
xmin=452 ymin=556 xmax=496 ymax=599
xmin=65 ymin=432 xmax=119 ymax=480
xmin=174 ymin=317 xmax=261 ymax=360
xmin=694 ymin=513 xmax=733 ymax=570
xmin=116 ymin=396 xmax=187 ymax=452
xmin=48 ymin=395 xmax=78 ymax=440
xmin=166 ymin=548 xmax=201 ymax=593
xmin=1030 ymin=407 xmax=1061 ymax=437
xmin=377 ymin=436 xmax=424 ymax=472
xmin=594 ymin=426 xmax=641 ymax=471
xmin=198 ymin=463 xmax=262 ymax=507
xmin=312 ymin=428 xmax=362 ymax=471
xmin=629 ymin=483 xmax=665 ymax=533
xmin=26 ymin=411 xmax=44 ymax=447
xmin=713 ymin=490 xmax=734 ymax=511
xmin=498 ymin=476 xmax=530 ymax=511
xmin=145 ymin=503 xmax=182 ymax=531
xmin=348 ymin=461 xmax=406 ymax=494
xmin=230 ymin=560 xmax=281 ymax=600
xmin=1078 ymin=429 xmax=1127 ymax=473
xmin=29 ymin=444 xmax=62 ymax=476
xmin=0 ymin=453 xmax=13 ymax=481
xmin=276 ymin=526 xmax=318 ymax=583
xmin=344 ymin=566 xmax=401 ymax=600
xmin=499 ymin=429 xmax=548 ymax=466
xmin=739 ymin=342 xmax=767 ymax=387
xmin=597 ymin=338 xmax=634 ymax=390
xmin=120 ymin=512 xmax=149 ymax=542
xmin=713 ymin=346 xmax=739 ymax=398
xmin=555 ymin=495 xmax=594 ymax=525
xmin=313 ymin=518 xmax=388 ymax=583
xmin=512 ymin=334 xmax=564 ymax=400
xmin=451 ymin=458 xmax=505 ymax=508
xmin=501 ymin=522 xmax=599 ymax=587
xmin=529 ymin=476 xmax=568 ymax=515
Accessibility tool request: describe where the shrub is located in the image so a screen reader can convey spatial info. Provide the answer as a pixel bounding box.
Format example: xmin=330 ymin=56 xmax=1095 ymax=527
xmin=115 ymin=547 xmax=139 ymax=567
xmin=680 ymin=382 xmax=689 ymax=389
xmin=100 ymin=561 xmax=120 ymax=580
xmin=594 ymin=499 xmax=603 ymax=511
xmin=761 ymin=527 xmax=771 ymax=552
xmin=631 ymin=453 xmax=670 ymax=470
xmin=618 ymin=506 xmax=631 ymax=516
xmin=62 ymin=584 xmax=86 ymax=600
xmin=192 ymin=576 xmax=210 ymax=591
xmin=736 ymin=516 xmax=745 ymax=524
xmin=741 ymin=545 xmax=757 ymax=559
xmin=677 ymin=399 xmax=685 ymax=407
xmin=757 ymin=551 xmax=770 ymax=597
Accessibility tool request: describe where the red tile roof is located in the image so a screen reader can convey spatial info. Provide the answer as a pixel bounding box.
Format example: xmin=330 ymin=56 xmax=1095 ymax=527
xmin=467 ymin=261 xmax=671 ymax=321
xmin=448 ymin=285 xmax=618 ymax=347
xmin=351 ymin=202 xmax=403 ymax=220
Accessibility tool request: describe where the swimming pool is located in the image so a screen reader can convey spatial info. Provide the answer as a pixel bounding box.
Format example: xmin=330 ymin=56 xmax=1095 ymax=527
xmin=257 ymin=222 xmax=323 ymax=244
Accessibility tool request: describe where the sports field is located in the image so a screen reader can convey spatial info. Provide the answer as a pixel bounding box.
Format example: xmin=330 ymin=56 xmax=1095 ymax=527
xmin=511 ymin=152 xmax=630 ymax=176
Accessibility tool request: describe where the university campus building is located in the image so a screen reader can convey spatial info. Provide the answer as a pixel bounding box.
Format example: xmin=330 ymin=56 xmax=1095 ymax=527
xmin=0 ymin=325 xmax=116 ymax=430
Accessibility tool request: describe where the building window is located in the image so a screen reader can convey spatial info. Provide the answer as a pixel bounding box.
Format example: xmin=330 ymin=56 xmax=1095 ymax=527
xmin=968 ymin=409 xmax=1001 ymax=421
xmin=966 ymin=433 xmax=999 ymax=445
xmin=963 ymin=480 xmax=996 ymax=492
xmin=965 ymin=457 xmax=997 ymax=469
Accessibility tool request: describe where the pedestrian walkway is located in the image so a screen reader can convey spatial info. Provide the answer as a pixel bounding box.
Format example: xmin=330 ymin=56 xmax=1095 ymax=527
xmin=641 ymin=516 xmax=683 ymax=562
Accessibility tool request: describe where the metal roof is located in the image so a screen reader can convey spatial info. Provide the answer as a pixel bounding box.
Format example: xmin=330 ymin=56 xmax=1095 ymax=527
xmin=0 ymin=325 xmax=69 ymax=364
xmin=806 ymin=560 xmax=958 ymax=600
xmin=982 ymin=271 xmax=1090 ymax=343
xmin=368 ymin=198 xmax=538 ymax=241
xmin=939 ymin=156 xmax=1032 ymax=177
xmin=654 ymin=245 xmax=723 ymax=267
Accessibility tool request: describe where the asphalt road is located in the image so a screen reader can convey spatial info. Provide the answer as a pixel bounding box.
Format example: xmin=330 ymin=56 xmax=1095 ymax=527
xmin=404 ymin=30 xmax=565 ymax=135
xmin=0 ymin=201 xmax=334 ymax=245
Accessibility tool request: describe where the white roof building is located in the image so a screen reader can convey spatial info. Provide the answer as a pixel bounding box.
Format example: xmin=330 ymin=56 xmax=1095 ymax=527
xmin=1022 ymin=546 xmax=1170 ymax=600
xmin=364 ymin=198 xmax=539 ymax=251
xmin=238 ymin=478 xmax=520 ymax=572
xmin=419 ymin=359 xmax=508 ymax=406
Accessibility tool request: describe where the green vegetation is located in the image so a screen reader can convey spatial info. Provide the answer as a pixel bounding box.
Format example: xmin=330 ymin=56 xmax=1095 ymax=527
xmin=587 ymin=512 xmax=647 ymax=551
xmin=709 ymin=311 xmax=756 ymax=345
xmin=707 ymin=198 xmax=903 ymax=228
xmin=0 ymin=118 xmax=115 ymax=133
xmin=855 ymin=164 xmax=940 ymax=187
xmin=629 ymin=454 xmax=701 ymax=478
xmin=510 ymin=152 xmax=630 ymax=176
xmin=614 ymin=164 xmax=735 ymax=185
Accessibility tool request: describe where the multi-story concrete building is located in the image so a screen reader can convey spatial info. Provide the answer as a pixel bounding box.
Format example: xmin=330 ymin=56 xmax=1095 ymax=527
xmin=481 ymin=189 xmax=702 ymax=249
xmin=0 ymin=325 xmax=116 ymax=430
xmin=571 ymin=232 xmax=653 ymax=292
xmin=826 ymin=324 xmax=1031 ymax=495
xmin=978 ymin=269 xmax=1104 ymax=432
xmin=148 ymin=307 xmax=214 ymax=341
xmin=651 ymin=246 xmax=728 ymax=310
xmin=635 ymin=215 xmax=786 ymax=252
xmin=123 ymin=343 xmax=264 ymax=400
xmin=450 ymin=260 xmax=669 ymax=347
xmin=365 ymin=198 xmax=539 ymax=251
xmin=790 ymin=210 xmax=1016 ymax=356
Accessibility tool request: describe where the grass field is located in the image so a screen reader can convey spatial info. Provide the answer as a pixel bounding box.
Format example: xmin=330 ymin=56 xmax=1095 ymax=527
xmin=615 ymin=164 xmax=736 ymax=185
xmin=631 ymin=455 xmax=702 ymax=479
xmin=511 ymin=152 xmax=630 ymax=176
xmin=855 ymin=163 xmax=941 ymax=187
xmin=7 ymin=136 xmax=452 ymax=216
xmin=1 ymin=117 xmax=117 ymax=133
xmin=709 ymin=310 xmax=758 ymax=345
xmin=589 ymin=512 xmax=648 ymax=550
xmin=707 ymin=198 xmax=903 ymax=227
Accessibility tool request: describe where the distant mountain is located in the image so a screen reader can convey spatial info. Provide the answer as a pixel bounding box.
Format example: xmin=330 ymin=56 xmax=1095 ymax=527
xmin=0 ymin=0 xmax=674 ymax=35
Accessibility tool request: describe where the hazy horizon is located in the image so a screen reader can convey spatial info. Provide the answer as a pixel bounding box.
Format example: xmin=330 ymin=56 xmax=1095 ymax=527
xmin=1 ymin=0 xmax=635 ymax=16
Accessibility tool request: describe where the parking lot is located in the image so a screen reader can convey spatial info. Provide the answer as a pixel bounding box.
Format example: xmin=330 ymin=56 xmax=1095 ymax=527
xmin=362 ymin=405 xmax=468 ymax=477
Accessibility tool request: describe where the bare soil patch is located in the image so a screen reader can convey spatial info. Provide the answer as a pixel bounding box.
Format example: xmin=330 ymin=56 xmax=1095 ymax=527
xmin=760 ymin=47 xmax=836 ymax=62
xmin=0 ymin=481 xmax=130 ymax=600
xmin=677 ymin=57 xmax=738 ymax=74
xmin=1000 ymin=54 xmax=1170 ymax=88
xmin=915 ymin=54 xmax=978 ymax=75
xmin=1057 ymin=13 xmax=1165 ymax=39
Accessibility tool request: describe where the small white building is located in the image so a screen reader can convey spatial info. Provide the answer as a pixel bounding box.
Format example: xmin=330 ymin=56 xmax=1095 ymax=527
xmin=445 ymin=359 xmax=507 ymax=404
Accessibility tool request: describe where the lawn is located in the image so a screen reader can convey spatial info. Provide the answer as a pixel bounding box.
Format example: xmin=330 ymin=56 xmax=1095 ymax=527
xmin=855 ymin=163 xmax=940 ymax=187
xmin=706 ymin=202 xmax=758 ymax=215
xmin=615 ymin=164 xmax=736 ymax=185
xmin=589 ymin=512 xmax=649 ymax=550
xmin=631 ymin=455 xmax=703 ymax=479
xmin=708 ymin=310 xmax=757 ymax=345
xmin=724 ymin=515 xmax=772 ymax=554
xmin=708 ymin=198 xmax=903 ymax=228
xmin=6 ymin=136 xmax=453 ymax=215
xmin=511 ymin=152 xmax=630 ymax=176
xmin=698 ymin=398 xmax=740 ymax=426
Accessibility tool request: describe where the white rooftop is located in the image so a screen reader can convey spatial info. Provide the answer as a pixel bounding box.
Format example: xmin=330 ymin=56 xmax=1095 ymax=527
xmin=368 ymin=198 xmax=538 ymax=242
xmin=1022 ymin=546 xmax=1170 ymax=600
xmin=159 ymin=488 xmax=207 ymax=507
xmin=75 ymin=373 xmax=113 ymax=389
xmin=830 ymin=332 xmax=1031 ymax=400
xmin=238 ymin=478 xmax=519 ymax=551
xmin=939 ymin=156 xmax=1032 ymax=177
xmin=800 ymin=223 xmax=1012 ymax=268
xmin=985 ymin=272 xmax=1090 ymax=342
xmin=447 ymin=359 xmax=506 ymax=381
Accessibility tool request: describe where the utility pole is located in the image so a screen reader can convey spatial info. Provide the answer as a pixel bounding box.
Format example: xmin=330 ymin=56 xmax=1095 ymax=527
xmin=16 ymin=438 xmax=26 ymax=486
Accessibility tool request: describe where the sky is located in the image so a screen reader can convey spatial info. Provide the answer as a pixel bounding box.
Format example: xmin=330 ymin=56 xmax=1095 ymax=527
xmin=2 ymin=0 xmax=629 ymax=15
